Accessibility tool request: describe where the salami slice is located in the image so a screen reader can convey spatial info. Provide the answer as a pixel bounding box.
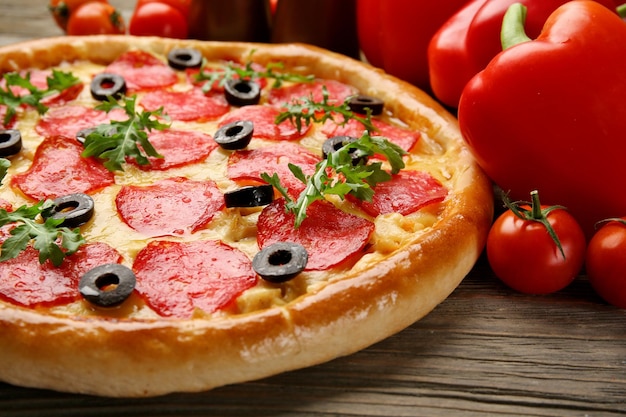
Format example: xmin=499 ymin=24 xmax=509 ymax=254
xmin=11 ymin=135 xmax=115 ymax=200
xmin=139 ymin=88 xmax=230 ymax=122
xmin=267 ymin=79 xmax=357 ymax=107
xmin=217 ymin=105 xmax=310 ymax=141
xmin=347 ymin=171 xmax=448 ymax=217
xmin=35 ymin=105 xmax=125 ymax=139
xmin=115 ymin=177 xmax=224 ymax=237
xmin=0 ymin=242 xmax=122 ymax=307
xmin=227 ymin=142 xmax=319 ymax=197
xmin=104 ymin=50 xmax=178 ymax=93
xmin=129 ymin=129 xmax=218 ymax=171
xmin=322 ymin=118 xmax=420 ymax=152
xmin=133 ymin=239 xmax=258 ymax=318
xmin=257 ymin=199 xmax=375 ymax=270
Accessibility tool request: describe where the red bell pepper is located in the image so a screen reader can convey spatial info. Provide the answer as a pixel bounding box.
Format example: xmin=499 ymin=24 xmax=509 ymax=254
xmin=356 ymin=0 xmax=470 ymax=92
xmin=458 ymin=0 xmax=626 ymax=238
xmin=428 ymin=0 xmax=618 ymax=108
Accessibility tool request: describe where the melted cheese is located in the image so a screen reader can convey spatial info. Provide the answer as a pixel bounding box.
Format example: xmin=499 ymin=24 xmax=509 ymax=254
xmin=0 ymin=56 xmax=448 ymax=319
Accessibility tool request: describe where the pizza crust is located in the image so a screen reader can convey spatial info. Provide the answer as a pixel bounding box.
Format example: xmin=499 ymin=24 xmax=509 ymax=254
xmin=0 ymin=36 xmax=493 ymax=397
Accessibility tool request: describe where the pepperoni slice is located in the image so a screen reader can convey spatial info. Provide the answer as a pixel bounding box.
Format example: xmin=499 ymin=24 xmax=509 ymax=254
xmin=217 ymin=105 xmax=310 ymax=141
xmin=115 ymin=177 xmax=224 ymax=237
xmin=104 ymin=50 xmax=177 ymax=93
xmin=0 ymin=242 xmax=122 ymax=308
xmin=35 ymin=105 xmax=125 ymax=139
xmin=129 ymin=129 xmax=218 ymax=170
xmin=322 ymin=118 xmax=420 ymax=152
xmin=11 ymin=135 xmax=115 ymax=200
xmin=139 ymin=88 xmax=230 ymax=122
xmin=257 ymin=199 xmax=375 ymax=271
xmin=227 ymin=142 xmax=319 ymax=197
xmin=133 ymin=239 xmax=258 ymax=318
xmin=267 ymin=79 xmax=357 ymax=107
xmin=348 ymin=171 xmax=448 ymax=217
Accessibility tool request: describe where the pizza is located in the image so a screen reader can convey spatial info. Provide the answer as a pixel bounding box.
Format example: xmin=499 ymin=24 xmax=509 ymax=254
xmin=0 ymin=35 xmax=493 ymax=397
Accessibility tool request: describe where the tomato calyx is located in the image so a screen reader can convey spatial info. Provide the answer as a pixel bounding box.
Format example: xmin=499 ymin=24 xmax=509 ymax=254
xmin=503 ymin=189 xmax=567 ymax=259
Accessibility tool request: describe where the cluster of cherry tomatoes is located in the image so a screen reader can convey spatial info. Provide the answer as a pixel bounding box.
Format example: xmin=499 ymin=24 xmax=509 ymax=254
xmin=487 ymin=190 xmax=626 ymax=309
xmin=49 ymin=0 xmax=191 ymax=38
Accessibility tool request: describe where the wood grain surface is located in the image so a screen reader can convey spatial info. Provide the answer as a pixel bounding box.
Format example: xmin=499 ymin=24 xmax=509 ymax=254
xmin=0 ymin=1 xmax=625 ymax=416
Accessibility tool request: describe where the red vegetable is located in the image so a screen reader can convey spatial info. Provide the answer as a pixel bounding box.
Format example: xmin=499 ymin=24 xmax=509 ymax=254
xmin=487 ymin=191 xmax=586 ymax=295
xmin=66 ymin=1 xmax=125 ymax=36
xmin=129 ymin=1 xmax=188 ymax=39
xmin=586 ymin=218 xmax=626 ymax=309
xmin=356 ymin=0 xmax=470 ymax=92
xmin=458 ymin=1 xmax=626 ymax=238
xmin=428 ymin=0 xmax=618 ymax=108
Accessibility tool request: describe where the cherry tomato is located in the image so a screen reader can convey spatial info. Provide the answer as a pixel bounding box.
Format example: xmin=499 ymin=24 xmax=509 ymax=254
xmin=135 ymin=0 xmax=191 ymax=18
xmin=585 ymin=218 xmax=626 ymax=308
xmin=129 ymin=2 xmax=188 ymax=39
xmin=48 ymin=0 xmax=107 ymax=31
xmin=66 ymin=2 xmax=125 ymax=36
xmin=486 ymin=191 xmax=586 ymax=295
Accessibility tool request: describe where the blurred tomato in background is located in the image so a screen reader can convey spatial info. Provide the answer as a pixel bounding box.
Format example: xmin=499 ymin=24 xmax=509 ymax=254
xmin=356 ymin=0 xmax=470 ymax=92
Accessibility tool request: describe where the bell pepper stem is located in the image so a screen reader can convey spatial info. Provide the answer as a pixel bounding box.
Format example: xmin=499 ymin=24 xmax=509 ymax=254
xmin=501 ymin=3 xmax=532 ymax=50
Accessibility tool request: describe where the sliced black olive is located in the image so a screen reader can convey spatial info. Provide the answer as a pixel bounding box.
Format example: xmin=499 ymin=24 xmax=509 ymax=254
xmin=322 ymin=135 xmax=368 ymax=165
xmin=348 ymin=95 xmax=384 ymax=115
xmin=224 ymin=79 xmax=261 ymax=106
xmin=224 ymin=184 xmax=274 ymax=208
xmin=0 ymin=129 xmax=22 ymax=157
xmin=90 ymin=73 xmax=127 ymax=101
xmin=214 ymin=120 xmax=254 ymax=150
xmin=79 ymin=263 xmax=136 ymax=308
xmin=253 ymin=242 xmax=308 ymax=283
xmin=167 ymin=48 xmax=203 ymax=70
xmin=76 ymin=127 xmax=96 ymax=145
xmin=44 ymin=193 xmax=95 ymax=228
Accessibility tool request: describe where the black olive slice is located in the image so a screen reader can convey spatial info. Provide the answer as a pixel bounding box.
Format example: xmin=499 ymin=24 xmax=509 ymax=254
xmin=224 ymin=184 xmax=274 ymax=208
xmin=214 ymin=120 xmax=254 ymax=150
xmin=79 ymin=264 xmax=136 ymax=308
xmin=90 ymin=73 xmax=127 ymax=101
xmin=167 ymin=48 xmax=203 ymax=70
xmin=76 ymin=127 xmax=96 ymax=145
xmin=45 ymin=193 xmax=95 ymax=228
xmin=322 ymin=135 xmax=368 ymax=165
xmin=348 ymin=95 xmax=384 ymax=115
xmin=0 ymin=129 xmax=22 ymax=157
xmin=224 ymin=79 xmax=261 ymax=106
xmin=253 ymin=242 xmax=308 ymax=283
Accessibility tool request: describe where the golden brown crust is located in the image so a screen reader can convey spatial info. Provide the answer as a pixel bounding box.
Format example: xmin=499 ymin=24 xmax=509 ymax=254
xmin=0 ymin=36 xmax=493 ymax=397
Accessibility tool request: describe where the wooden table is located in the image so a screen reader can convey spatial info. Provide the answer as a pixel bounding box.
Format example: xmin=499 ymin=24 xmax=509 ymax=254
xmin=1 ymin=2 xmax=625 ymax=416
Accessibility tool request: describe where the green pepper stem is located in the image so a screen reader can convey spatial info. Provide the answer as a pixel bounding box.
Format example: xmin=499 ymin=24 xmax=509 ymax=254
xmin=501 ymin=3 xmax=532 ymax=50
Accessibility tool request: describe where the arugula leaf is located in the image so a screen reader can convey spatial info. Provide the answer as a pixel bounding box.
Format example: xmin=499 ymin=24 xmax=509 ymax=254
xmin=261 ymin=131 xmax=406 ymax=228
xmin=0 ymin=158 xmax=10 ymax=185
xmin=196 ymin=59 xmax=314 ymax=94
xmin=275 ymin=87 xmax=377 ymax=133
xmin=81 ymin=95 xmax=169 ymax=172
xmin=0 ymin=200 xmax=86 ymax=267
xmin=0 ymin=69 xmax=80 ymax=126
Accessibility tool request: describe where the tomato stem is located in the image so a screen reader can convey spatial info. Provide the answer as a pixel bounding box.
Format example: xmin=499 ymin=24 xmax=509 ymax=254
xmin=503 ymin=190 xmax=567 ymax=260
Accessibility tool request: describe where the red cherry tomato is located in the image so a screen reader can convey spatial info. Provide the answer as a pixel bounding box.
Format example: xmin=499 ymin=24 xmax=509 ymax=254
xmin=586 ymin=218 xmax=626 ymax=308
xmin=134 ymin=0 xmax=191 ymax=18
xmin=129 ymin=2 xmax=188 ymax=39
xmin=49 ymin=0 xmax=107 ymax=31
xmin=66 ymin=2 xmax=125 ymax=36
xmin=486 ymin=191 xmax=586 ymax=295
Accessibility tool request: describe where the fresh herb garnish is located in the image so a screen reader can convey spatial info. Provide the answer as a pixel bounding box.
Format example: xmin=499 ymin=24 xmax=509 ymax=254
xmin=0 ymin=200 xmax=85 ymax=266
xmin=0 ymin=70 xmax=80 ymax=126
xmin=275 ymin=87 xmax=377 ymax=133
xmin=81 ymin=95 xmax=169 ymax=172
xmin=262 ymin=131 xmax=406 ymax=228
xmin=0 ymin=158 xmax=10 ymax=184
xmin=196 ymin=60 xmax=315 ymax=94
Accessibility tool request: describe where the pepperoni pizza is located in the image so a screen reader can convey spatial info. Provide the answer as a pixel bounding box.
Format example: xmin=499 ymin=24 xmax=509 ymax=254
xmin=0 ymin=36 xmax=493 ymax=397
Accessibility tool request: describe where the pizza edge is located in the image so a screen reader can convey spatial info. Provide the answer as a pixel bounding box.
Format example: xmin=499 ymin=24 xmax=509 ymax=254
xmin=0 ymin=36 xmax=493 ymax=397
